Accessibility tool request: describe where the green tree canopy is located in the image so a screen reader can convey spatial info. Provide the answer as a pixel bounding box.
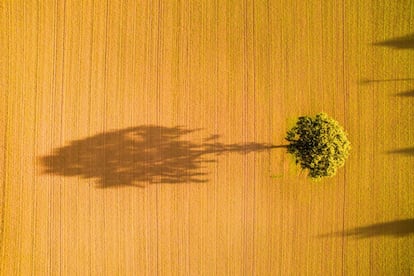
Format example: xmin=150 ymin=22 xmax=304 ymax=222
xmin=286 ymin=113 xmax=351 ymax=180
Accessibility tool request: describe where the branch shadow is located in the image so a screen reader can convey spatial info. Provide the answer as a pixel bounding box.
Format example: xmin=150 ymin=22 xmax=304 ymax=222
xmin=318 ymin=219 xmax=414 ymax=239
xmin=39 ymin=125 xmax=283 ymax=188
xmin=373 ymin=32 xmax=414 ymax=49
xmin=386 ymin=147 xmax=414 ymax=156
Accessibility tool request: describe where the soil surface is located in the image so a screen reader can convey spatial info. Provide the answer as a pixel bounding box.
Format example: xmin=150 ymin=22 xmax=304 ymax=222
xmin=1 ymin=1 xmax=413 ymax=274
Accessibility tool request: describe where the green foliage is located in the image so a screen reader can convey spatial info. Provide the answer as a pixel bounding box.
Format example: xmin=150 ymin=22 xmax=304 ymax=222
xmin=286 ymin=113 xmax=351 ymax=180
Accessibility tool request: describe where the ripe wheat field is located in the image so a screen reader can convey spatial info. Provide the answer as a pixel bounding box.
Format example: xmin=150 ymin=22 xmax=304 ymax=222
xmin=1 ymin=0 xmax=413 ymax=275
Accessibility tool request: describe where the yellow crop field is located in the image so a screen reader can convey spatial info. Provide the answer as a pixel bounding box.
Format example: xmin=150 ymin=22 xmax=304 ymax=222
xmin=1 ymin=0 xmax=413 ymax=275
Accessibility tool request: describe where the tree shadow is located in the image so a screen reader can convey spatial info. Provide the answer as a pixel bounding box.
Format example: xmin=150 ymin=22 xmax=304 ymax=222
xmin=373 ymin=32 xmax=414 ymax=49
xmin=359 ymin=78 xmax=414 ymax=84
xmin=39 ymin=125 xmax=283 ymax=188
xmin=318 ymin=219 xmax=414 ymax=239
xmin=395 ymin=89 xmax=414 ymax=97
xmin=386 ymin=147 xmax=414 ymax=155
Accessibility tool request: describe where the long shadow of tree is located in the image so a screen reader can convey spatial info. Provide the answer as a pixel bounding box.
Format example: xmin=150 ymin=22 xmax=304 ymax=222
xmin=365 ymin=33 xmax=414 ymax=93
xmin=387 ymin=147 xmax=414 ymax=156
xmin=374 ymin=32 xmax=414 ymax=49
xmin=359 ymin=78 xmax=414 ymax=84
xmin=395 ymin=89 xmax=414 ymax=97
xmin=40 ymin=125 xmax=282 ymax=188
xmin=319 ymin=219 xmax=414 ymax=239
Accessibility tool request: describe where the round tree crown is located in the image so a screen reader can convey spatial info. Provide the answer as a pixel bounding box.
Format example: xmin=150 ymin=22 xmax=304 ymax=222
xmin=286 ymin=113 xmax=351 ymax=180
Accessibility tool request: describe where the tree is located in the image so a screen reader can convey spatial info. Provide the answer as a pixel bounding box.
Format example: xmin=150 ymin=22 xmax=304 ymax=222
xmin=285 ymin=113 xmax=351 ymax=180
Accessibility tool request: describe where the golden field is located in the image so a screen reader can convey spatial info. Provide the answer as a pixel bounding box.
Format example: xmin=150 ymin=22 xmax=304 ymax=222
xmin=1 ymin=0 xmax=413 ymax=274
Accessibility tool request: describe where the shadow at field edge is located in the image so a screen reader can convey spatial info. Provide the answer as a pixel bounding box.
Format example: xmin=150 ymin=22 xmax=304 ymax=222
xmin=359 ymin=78 xmax=414 ymax=84
xmin=373 ymin=33 xmax=414 ymax=49
xmin=387 ymin=147 xmax=414 ymax=155
xmin=39 ymin=125 xmax=283 ymax=188
xmin=395 ymin=90 xmax=414 ymax=97
xmin=319 ymin=219 xmax=414 ymax=239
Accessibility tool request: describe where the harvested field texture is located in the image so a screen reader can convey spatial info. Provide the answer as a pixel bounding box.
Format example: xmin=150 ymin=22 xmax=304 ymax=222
xmin=1 ymin=0 xmax=413 ymax=275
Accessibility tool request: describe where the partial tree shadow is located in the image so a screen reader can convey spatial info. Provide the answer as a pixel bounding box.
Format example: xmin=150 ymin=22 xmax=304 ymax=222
xmin=319 ymin=219 xmax=414 ymax=239
xmin=395 ymin=90 xmax=414 ymax=97
xmin=386 ymin=147 xmax=414 ymax=156
xmin=373 ymin=33 xmax=414 ymax=49
xmin=359 ymin=78 xmax=414 ymax=84
xmin=39 ymin=125 xmax=284 ymax=188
